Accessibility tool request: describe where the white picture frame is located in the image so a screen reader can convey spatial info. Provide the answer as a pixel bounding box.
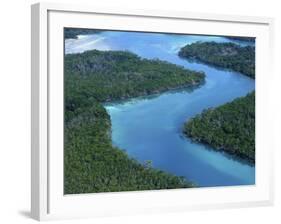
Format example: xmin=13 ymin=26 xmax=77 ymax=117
xmin=31 ymin=2 xmax=274 ymax=221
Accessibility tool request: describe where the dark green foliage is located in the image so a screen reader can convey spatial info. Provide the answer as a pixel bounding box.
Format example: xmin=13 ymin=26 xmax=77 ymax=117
xmin=183 ymin=92 xmax=255 ymax=163
xmin=179 ymin=42 xmax=255 ymax=78
xmin=64 ymin=28 xmax=101 ymax=39
xmin=65 ymin=50 xmax=205 ymax=102
xmin=64 ymin=49 xmax=202 ymax=194
xmin=225 ymin=36 xmax=255 ymax=42
xmin=65 ymin=50 xmax=205 ymax=122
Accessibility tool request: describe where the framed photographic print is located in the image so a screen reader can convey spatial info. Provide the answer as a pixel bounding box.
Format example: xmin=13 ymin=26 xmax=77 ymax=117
xmin=31 ymin=2 xmax=274 ymax=221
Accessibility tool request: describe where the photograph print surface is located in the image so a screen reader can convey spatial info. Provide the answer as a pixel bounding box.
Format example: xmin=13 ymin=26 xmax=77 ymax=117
xmin=64 ymin=28 xmax=255 ymax=194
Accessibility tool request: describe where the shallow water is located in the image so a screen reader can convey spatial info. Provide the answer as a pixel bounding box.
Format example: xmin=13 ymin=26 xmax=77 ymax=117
xmin=66 ymin=31 xmax=255 ymax=187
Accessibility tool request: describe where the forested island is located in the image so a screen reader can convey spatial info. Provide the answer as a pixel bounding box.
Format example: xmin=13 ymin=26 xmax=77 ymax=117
xmin=64 ymin=28 xmax=101 ymax=39
xmin=65 ymin=50 xmax=205 ymax=107
xmin=64 ymin=49 xmax=205 ymax=194
xmin=183 ymin=92 xmax=255 ymax=163
xmin=178 ymin=42 xmax=255 ymax=78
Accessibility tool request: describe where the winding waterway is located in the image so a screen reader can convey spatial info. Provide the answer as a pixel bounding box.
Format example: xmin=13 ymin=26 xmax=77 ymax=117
xmin=65 ymin=31 xmax=255 ymax=187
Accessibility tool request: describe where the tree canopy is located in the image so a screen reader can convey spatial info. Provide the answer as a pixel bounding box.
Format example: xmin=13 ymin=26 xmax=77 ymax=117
xmin=179 ymin=41 xmax=255 ymax=78
xmin=183 ymin=92 xmax=255 ymax=163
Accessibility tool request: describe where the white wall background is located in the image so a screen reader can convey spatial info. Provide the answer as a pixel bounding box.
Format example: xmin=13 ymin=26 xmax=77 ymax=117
xmin=0 ymin=0 xmax=279 ymax=223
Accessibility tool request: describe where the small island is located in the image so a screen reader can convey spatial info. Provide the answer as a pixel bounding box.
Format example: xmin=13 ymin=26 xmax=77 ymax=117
xmin=183 ymin=92 xmax=255 ymax=163
xmin=64 ymin=27 xmax=101 ymax=39
xmin=64 ymin=50 xmax=205 ymax=194
xmin=178 ymin=41 xmax=255 ymax=78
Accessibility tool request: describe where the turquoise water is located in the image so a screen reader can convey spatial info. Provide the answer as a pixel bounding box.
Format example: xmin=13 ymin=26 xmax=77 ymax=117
xmin=65 ymin=31 xmax=255 ymax=187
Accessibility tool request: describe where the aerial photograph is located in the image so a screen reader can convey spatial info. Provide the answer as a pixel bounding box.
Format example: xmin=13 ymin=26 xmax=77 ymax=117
xmin=64 ymin=28 xmax=255 ymax=194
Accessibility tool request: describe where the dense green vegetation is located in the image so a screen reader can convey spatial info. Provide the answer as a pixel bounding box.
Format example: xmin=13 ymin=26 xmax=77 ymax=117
xmin=183 ymin=92 xmax=255 ymax=163
xmin=64 ymin=49 xmax=204 ymax=194
xmin=65 ymin=50 xmax=205 ymax=115
xmin=225 ymin=36 xmax=255 ymax=42
xmin=64 ymin=28 xmax=101 ymax=39
xmin=179 ymin=42 xmax=255 ymax=78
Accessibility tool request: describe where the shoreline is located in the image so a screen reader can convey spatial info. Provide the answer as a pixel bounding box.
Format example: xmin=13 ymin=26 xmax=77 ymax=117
xmin=103 ymin=79 xmax=205 ymax=107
